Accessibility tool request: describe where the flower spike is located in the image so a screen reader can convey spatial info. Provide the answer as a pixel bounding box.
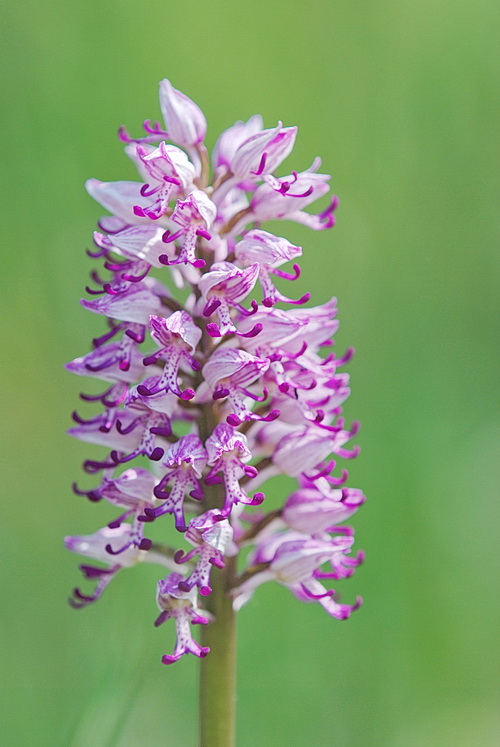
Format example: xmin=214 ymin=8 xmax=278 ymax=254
xmin=66 ymin=79 xmax=364 ymax=672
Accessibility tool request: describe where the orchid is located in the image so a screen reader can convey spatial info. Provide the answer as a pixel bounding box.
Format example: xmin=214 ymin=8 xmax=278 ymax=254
xmin=66 ymin=79 xmax=365 ymax=747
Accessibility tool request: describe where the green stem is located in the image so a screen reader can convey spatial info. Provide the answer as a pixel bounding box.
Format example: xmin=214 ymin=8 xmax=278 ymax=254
xmin=199 ymin=550 xmax=237 ymax=747
xmin=198 ymin=401 xmax=237 ymax=747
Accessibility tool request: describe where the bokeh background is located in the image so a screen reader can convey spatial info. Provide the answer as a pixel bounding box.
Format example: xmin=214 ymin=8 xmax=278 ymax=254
xmin=1 ymin=1 xmax=498 ymax=745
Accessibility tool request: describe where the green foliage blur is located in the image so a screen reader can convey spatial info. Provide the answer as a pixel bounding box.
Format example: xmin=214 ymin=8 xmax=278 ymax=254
xmin=1 ymin=1 xmax=498 ymax=745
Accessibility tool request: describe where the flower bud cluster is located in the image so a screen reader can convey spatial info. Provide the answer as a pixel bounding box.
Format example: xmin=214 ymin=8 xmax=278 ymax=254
xmin=66 ymin=80 xmax=365 ymax=664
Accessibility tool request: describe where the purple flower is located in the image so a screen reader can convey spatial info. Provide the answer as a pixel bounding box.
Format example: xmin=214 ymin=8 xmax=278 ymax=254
xmin=198 ymin=261 xmax=260 ymax=336
xmin=273 ymin=424 xmax=359 ymax=477
xmin=65 ymin=342 xmax=145 ymax=382
xmin=233 ymin=531 xmax=362 ymax=619
xmin=128 ymin=142 xmax=195 ymax=220
xmin=80 ymin=277 xmax=166 ymax=325
xmin=155 ymin=573 xmax=211 ymax=664
xmin=175 ymin=510 xmax=234 ymax=595
xmin=250 ymin=159 xmax=337 ymax=229
xmin=143 ymin=434 xmax=208 ymax=532
xmin=158 ymin=80 xmax=207 ymax=148
xmin=212 ymin=114 xmax=263 ymax=171
xmin=85 ymin=178 xmax=163 ymax=228
xmin=234 ymin=229 xmax=308 ymax=306
xmin=162 ymin=190 xmax=216 ymax=268
xmin=205 ymin=424 xmax=265 ymax=516
xmin=283 ymin=482 xmax=366 ymax=534
xmin=65 ymin=525 xmax=177 ymax=607
xmin=230 ymin=122 xmax=297 ymax=181
xmin=66 ymin=79 xmax=364 ymax=665
xmin=202 ymin=347 xmax=273 ymax=424
xmin=139 ymin=311 xmax=201 ymax=400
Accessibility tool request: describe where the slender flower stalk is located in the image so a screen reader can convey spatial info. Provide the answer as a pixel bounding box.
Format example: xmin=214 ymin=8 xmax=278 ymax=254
xmin=66 ymin=79 xmax=365 ymax=747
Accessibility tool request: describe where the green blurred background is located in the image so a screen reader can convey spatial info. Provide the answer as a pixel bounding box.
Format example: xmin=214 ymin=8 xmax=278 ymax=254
xmin=1 ymin=1 xmax=498 ymax=745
